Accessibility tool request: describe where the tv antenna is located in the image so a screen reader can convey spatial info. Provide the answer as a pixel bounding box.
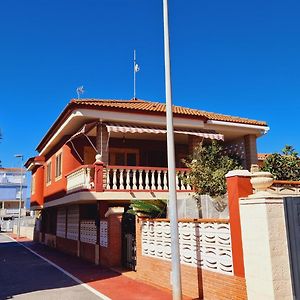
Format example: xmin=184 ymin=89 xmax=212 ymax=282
xmin=76 ymin=86 xmax=85 ymax=99
xmin=133 ymin=50 xmax=140 ymax=99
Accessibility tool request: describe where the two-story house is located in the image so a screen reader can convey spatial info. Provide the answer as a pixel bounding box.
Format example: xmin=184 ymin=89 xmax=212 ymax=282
xmin=25 ymin=98 xmax=268 ymax=269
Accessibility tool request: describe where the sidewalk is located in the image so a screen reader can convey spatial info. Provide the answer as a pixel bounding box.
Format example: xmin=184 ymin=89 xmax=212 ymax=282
xmin=8 ymin=234 xmax=192 ymax=300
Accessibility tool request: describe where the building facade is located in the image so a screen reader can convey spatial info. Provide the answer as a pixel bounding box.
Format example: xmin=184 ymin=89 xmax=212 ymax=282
xmin=26 ymin=98 xmax=269 ymax=269
xmin=0 ymin=168 xmax=27 ymax=220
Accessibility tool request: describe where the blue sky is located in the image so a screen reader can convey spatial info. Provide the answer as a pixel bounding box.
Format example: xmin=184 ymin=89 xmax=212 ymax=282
xmin=1 ymin=0 xmax=300 ymax=169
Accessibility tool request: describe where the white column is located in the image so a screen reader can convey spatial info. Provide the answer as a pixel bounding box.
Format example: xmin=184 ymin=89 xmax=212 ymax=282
xmin=157 ymin=171 xmax=162 ymax=190
xmin=151 ymin=170 xmax=156 ymax=190
xmin=240 ymin=195 xmax=293 ymax=300
xmin=163 ymin=170 xmax=168 ymax=190
xmin=112 ymin=169 xmax=117 ymax=190
xmin=126 ymin=169 xmax=131 ymax=190
xmin=138 ymin=169 xmax=143 ymax=190
xmin=119 ymin=169 xmax=124 ymax=189
xmin=106 ymin=168 xmax=111 ymax=190
xmin=132 ymin=170 xmax=137 ymax=189
xmin=145 ymin=170 xmax=150 ymax=189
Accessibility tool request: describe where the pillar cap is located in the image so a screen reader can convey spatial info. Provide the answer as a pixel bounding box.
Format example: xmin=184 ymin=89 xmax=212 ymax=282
xmin=225 ymin=170 xmax=251 ymax=178
xmin=104 ymin=207 xmax=124 ymax=218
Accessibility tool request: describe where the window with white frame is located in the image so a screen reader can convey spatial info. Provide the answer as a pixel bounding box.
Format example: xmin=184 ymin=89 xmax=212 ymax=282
xmin=46 ymin=161 xmax=52 ymax=184
xmin=55 ymin=152 xmax=62 ymax=179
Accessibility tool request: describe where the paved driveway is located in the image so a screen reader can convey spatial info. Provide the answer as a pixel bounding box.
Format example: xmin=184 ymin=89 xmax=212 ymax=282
xmin=0 ymin=234 xmax=102 ymax=299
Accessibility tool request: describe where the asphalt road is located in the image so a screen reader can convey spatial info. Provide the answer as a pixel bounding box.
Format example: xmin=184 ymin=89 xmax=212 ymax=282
xmin=0 ymin=234 xmax=102 ymax=300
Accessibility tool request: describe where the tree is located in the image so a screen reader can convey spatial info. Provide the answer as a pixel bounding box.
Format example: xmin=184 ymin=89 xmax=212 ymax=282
xmin=184 ymin=140 xmax=242 ymax=197
xmin=261 ymin=145 xmax=300 ymax=181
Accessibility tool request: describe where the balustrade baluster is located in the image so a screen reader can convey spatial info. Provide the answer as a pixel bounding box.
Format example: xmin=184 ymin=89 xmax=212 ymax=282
xmin=145 ymin=170 xmax=150 ymax=189
xmin=157 ymin=170 xmax=162 ymax=190
xmin=151 ymin=170 xmax=156 ymax=190
xmin=186 ymin=172 xmax=192 ymax=190
xmin=176 ymin=172 xmax=180 ymax=190
xmin=119 ymin=169 xmax=124 ymax=189
xmin=163 ymin=170 xmax=168 ymax=190
xmin=132 ymin=170 xmax=137 ymax=189
xmin=112 ymin=169 xmax=117 ymax=190
xmin=138 ymin=169 xmax=143 ymax=189
xmin=180 ymin=170 xmax=186 ymax=190
xmin=126 ymin=169 xmax=131 ymax=189
xmin=106 ymin=168 xmax=111 ymax=189
xmin=85 ymin=168 xmax=91 ymax=189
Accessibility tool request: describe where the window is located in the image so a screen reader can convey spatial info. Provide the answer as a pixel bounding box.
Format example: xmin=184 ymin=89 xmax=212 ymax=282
xmin=109 ymin=148 xmax=139 ymax=166
xmin=55 ymin=152 xmax=62 ymax=179
xmin=46 ymin=161 xmax=52 ymax=184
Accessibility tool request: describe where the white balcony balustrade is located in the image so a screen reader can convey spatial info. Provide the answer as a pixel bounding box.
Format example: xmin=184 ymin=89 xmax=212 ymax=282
xmin=105 ymin=166 xmax=192 ymax=191
xmin=66 ymin=165 xmax=93 ymax=193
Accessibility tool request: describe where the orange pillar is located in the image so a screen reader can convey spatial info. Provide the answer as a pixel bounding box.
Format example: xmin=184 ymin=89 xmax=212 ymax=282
xmin=226 ymin=170 xmax=253 ymax=277
xmin=94 ymin=161 xmax=104 ymax=192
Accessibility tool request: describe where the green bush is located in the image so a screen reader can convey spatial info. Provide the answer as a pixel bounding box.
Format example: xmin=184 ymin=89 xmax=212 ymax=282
xmin=184 ymin=140 xmax=242 ymax=197
xmin=261 ymin=145 xmax=300 ymax=181
xmin=128 ymin=199 xmax=167 ymax=218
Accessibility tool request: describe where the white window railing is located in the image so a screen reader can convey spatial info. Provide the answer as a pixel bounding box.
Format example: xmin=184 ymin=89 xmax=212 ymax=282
xmin=66 ymin=165 xmax=93 ymax=193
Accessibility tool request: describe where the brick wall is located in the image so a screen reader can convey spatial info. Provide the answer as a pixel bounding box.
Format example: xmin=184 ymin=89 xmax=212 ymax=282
xmin=80 ymin=241 xmax=96 ymax=263
xmin=136 ymin=220 xmax=247 ymax=299
xmin=56 ymin=236 xmax=78 ymax=257
xmin=100 ymin=213 xmax=122 ymax=267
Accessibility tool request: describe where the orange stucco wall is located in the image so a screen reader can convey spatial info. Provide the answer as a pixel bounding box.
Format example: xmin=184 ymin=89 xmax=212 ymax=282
xmin=31 ymin=166 xmax=44 ymax=207
xmin=43 ymin=144 xmax=81 ymax=202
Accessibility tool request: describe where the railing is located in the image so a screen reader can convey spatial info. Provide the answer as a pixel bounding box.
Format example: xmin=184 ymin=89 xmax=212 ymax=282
xmin=105 ymin=166 xmax=192 ymax=191
xmin=268 ymin=180 xmax=300 ymax=195
xmin=66 ymin=165 xmax=94 ymax=193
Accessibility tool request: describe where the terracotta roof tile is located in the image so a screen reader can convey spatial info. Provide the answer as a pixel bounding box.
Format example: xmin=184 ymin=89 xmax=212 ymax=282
xmin=257 ymin=153 xmax=270 ymax=160
xmin=71 ymin=98 xmax=267 ymax=126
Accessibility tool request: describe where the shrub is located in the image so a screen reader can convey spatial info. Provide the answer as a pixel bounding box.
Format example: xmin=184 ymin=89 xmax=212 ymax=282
xmin=184 ymin=140 xmax=242 ymax=197
xmin=128 ymin=199 xmax=167 ymax=218
xmin=261 ymin=145 xmax=300 ymax=181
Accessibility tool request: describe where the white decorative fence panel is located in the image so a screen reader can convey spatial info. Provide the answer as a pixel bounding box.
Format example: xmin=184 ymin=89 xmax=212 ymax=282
xmin=268 ymin=184 xmax=300 ymax=195
xmin=56 ymin=208 xmax=66 ymax=238
xmin=141 ymin=220 xmax=233 ymax=275
xmin=67 ymin=205 xmax=79 ymax=240
xmin=80 ymin=220 xmax=97 ymax=244
xmin=100 ymin=220 xmax=108 ymax=247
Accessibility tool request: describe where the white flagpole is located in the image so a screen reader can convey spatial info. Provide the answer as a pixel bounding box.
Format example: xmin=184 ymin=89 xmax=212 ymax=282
xmin=133 ymin=49 xmax=136 ymax=99
xmin=162 ymin=0 xmax=182 ymax=299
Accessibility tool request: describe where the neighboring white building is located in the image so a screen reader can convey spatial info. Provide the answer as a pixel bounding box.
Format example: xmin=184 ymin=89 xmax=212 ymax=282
xmin=0 ymin=167 xmax=27 ymax=220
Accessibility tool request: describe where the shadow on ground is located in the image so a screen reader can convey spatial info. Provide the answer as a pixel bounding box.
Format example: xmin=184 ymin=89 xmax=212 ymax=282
xmin=0 ymin=236 xmax=120 ymax=299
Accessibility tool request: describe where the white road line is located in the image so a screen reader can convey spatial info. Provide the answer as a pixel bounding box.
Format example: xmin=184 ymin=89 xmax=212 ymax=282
xmin=3 ymin=234 xmax=111 ymax=300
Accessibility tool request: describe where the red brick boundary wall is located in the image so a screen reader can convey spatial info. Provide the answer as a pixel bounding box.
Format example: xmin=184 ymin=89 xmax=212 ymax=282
xmin=56 ymin=236 xmax=78 ymax=257
xmin=100 ymin=211 xmax=123 ymax=268
xmin=80 ymin=241 xmax=96 ymax=263
xmin=135 ymin=220 xmax=247 ymax=300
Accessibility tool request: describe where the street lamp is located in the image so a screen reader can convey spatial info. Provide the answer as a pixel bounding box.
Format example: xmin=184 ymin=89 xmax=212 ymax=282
xmin=15 ymin=154 xmax=24 ymax=239
xmin=162 ymin=0 xmax=182 ymax=299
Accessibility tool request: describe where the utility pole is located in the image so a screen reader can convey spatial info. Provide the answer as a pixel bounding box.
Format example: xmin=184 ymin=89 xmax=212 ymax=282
xmin=15 ymin=154 xmax=24 ymax=239
xmin=162 ymin=0 xmax=182 ymax=299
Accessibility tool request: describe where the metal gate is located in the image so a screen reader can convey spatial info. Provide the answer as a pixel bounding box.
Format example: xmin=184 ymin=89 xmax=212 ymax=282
xmin=121 ymin=212 xmax=136 ymax=270
xmin=284 ymin=196 xmax=300 ymax=300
